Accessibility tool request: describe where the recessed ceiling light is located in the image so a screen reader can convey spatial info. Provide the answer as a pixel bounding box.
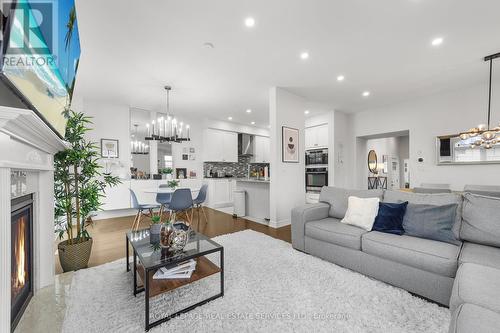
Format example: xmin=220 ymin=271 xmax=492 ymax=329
xmin=337 ymin=75 xmax=345 ymax=82
xmin=431 ymin=37 xmax=443 ymax=46
xmin=227 ymin=116 xmax=233 ymax=120
xmin=362 ymin=91 xmax=371 ymax=97
xmin=304 ymin=110 xmax=310 ymax=115
xmin=246 ymin=109 xmax=252 ymax=113
xmin=251 ymin=121 xmax=256 ymax=125
xmin=244 ymin=17 xmax=255 ymax=28
xmin=203 ymin=42 xmax=215 ymax=49
xmin=300 ymin=52 xmax=309 ymax=60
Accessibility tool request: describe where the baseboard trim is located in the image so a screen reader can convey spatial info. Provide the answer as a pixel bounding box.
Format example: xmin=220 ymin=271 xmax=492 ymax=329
xmin=94 ymin=209 xmax=136 ymax=220
xmin=268 ymin=218 xmax=291 ymax=229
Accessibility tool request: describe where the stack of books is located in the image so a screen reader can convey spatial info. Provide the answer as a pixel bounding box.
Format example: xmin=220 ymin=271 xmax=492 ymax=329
xmin=153 ymin=259 xmax=197 ymax=280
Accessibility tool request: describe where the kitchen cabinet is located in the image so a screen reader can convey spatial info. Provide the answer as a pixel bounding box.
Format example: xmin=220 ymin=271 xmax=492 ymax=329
xmin=305 ymin=124 xmax=328 ymax=149
xmin=204 ymin=178 xmax=236 ymax=208
xmin=203 ymin=129 xmax=238 ymax=162
xmin=252 ymin=135 xmax=270 ymax=163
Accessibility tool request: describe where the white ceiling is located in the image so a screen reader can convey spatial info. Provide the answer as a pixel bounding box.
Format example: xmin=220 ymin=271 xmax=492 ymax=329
xmin=74 ymin=0 xmax=500 ymax=127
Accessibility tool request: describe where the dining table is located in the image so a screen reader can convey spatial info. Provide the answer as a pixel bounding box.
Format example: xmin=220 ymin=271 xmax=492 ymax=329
xmin=142 ymin=187 xmax=200 ymax=195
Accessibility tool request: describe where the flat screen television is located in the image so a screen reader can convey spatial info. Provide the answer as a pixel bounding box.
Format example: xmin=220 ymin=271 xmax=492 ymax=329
xmin=1 ymin=0 xmax=81 ymax=138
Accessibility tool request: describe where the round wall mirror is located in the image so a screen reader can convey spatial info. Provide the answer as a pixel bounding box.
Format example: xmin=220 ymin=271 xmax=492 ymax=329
xmin=367 ymin=150 xmax=378 ymax=173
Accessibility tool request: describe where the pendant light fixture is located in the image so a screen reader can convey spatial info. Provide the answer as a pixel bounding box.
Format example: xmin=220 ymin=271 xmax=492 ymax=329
xmin=145 ymin=86 xmax=190 ymax=143
xmin=131 ymin=124 xmax=149 ymax=154
xmin=459 ymin=52 xmax=500 ymax=149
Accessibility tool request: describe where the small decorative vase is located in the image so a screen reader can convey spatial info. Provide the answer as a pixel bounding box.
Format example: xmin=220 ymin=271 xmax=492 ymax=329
xmin=168 ymin=226 xmax=190 ymax=252
xmin=166 ymin=173 xmax=173 ymax=180
xmin=150 ymin=223 xmax=162 ymax=235
xmin=159 ymin=223 xmax=174 ymax=248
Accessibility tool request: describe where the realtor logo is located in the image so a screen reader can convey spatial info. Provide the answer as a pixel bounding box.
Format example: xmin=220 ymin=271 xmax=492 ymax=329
xmin=1 ymin=0 xmax=57 ymax=67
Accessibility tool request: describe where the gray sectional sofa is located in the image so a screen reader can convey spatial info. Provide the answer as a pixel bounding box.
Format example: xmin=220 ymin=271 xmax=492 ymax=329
xmin=291 ymin=187 xmax=500 ymax=333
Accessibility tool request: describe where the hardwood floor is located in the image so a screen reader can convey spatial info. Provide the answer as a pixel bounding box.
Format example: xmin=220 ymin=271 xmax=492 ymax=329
xmin=55 ymin=207 xmax=291 ymax=274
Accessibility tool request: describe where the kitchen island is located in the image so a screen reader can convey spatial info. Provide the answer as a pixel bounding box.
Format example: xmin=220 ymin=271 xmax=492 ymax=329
xmin=235 ymin=178 xmax=270 ymax=224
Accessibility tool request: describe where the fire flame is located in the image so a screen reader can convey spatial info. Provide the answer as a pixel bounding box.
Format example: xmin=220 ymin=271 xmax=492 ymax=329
xmin=14 ymin=218 xmax=26 ymax=291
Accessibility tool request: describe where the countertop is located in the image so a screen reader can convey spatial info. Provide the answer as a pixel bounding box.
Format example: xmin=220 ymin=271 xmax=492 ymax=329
xmin=203 ymin=177 xmax=270 ymax=183
xmin=235 ymin=177 xmax=270 ymax=184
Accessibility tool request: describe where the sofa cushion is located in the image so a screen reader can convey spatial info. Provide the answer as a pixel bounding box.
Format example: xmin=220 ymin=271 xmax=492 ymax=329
xmin=305 ymin=218 xmax=368 ymax=250
xmin=403 ymin=203 xmax=461 ymax=245
xmin=319 ymin=187 xmax=384 ymax=219
xmin=459 ymin=242 xmax=500 ymax=270
xmin=372 ymin=201 xmax=408 ymax=235
xmin=464 ymin=185 xmax=500 ymax=198
xmin=450 ymin=263 xmax=500 ymax=314
xmin=384 ymin=190 xmax=463 ymax=238
xmin=450 ymin=303 xmax=500 ymax=333
xmin=361 ymin=231 xmax=460 ymax=277
xmin=341 ymin=196 xmax=380 ymax=231
xmin=461 ymin=193 xmax=500 ymax=247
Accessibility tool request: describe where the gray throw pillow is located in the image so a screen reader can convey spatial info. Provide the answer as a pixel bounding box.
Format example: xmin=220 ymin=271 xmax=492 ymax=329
xmin=402 ymin=203 xmax=461 ymax=245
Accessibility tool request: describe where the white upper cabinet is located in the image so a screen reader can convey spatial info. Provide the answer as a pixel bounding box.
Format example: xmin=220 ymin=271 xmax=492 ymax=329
xmin=305 ymin=124 xmax=328 ymax=149
xmin=203 ymin=129 xmax=238 ymax=162
xmin=252 ymin=136 xmax=270 ymax=163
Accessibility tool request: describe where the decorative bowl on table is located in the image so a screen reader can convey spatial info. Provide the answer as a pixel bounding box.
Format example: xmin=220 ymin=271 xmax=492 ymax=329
xmin=159 ymin=222 xmax=190 ymax=252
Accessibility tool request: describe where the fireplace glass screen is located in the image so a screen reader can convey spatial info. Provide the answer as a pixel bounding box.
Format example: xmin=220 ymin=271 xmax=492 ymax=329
xmin=11 ymin=194 xmax=33 ymax=329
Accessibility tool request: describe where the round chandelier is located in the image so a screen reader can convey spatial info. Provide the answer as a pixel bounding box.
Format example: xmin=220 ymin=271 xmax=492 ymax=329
xmin=459 ymin=53 xmax=500 ymax=149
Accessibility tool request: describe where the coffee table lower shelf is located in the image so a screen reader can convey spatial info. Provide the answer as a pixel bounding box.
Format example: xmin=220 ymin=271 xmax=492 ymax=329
xmin=135 ymin=257 xmax=221 ymax=297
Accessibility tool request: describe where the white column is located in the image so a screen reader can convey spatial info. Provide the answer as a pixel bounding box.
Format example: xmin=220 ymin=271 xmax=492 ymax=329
xmin=269 ymin=87 xmax=306 ymax=227
xmin=0 ymin=168 xmax=11 ymax=333
xmin=36 ymin=171 xmax=55 ymax=289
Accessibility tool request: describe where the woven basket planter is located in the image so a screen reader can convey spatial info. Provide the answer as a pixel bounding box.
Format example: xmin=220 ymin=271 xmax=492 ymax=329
xmin=58 ymin=238 xmax=93 ymax=272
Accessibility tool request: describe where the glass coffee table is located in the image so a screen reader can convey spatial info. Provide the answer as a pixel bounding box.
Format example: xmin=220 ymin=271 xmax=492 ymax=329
xmin=126 ymin=228 xmax=224 ymax=331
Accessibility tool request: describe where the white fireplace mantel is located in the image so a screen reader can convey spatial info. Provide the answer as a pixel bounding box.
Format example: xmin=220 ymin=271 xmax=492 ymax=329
xmin=0 ymin=106 xmax=67 ymax=157
xmin=0 ymin=106 xmax=66 ymax=333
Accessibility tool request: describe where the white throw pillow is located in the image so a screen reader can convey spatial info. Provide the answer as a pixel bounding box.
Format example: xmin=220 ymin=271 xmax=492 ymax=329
xmin=341 ymin=196 xmax=380 ymax=231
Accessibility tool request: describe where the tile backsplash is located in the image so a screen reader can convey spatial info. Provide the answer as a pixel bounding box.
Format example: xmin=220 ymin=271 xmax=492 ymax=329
xmin=203 ymin=156 xmax=269 ymax=178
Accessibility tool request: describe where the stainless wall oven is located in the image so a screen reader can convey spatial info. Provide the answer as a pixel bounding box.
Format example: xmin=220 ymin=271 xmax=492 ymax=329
xmin=306 ymin=167 xmax=328 ymax=192
xmin=305 ymin=149 xmax=328 ymax=166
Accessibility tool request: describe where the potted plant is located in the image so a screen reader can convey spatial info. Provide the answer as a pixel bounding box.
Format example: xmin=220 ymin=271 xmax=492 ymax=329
xmin=150 ymin=215 xmax=162 ymax=234
xmin=162 ymin=167 xmax=174 ymax=180
xmin=167 ymin=179 xmax=179 ymax=189
xmin=54 ymin=111 xmax=120 ymax=272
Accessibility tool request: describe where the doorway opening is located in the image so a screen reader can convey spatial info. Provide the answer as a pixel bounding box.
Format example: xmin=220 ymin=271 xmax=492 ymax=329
xmin=356 ymin=130 xmax=410 ymax=190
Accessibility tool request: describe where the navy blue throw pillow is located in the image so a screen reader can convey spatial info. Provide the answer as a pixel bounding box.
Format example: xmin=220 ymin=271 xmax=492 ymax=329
xmin=372 ymin=201 xmax=408 ymax=235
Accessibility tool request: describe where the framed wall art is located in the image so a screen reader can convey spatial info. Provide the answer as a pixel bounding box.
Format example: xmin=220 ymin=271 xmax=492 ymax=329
xmin=101 ymin=139 xmax=119 ymax=158
xmin=282 ymin=126 xmax=299 ymax=163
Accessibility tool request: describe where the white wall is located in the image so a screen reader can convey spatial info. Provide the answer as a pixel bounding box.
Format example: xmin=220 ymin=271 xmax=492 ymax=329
xmin=269 ymin=87 xmax=306 ymax=227
xmin=171 ymin=115 xmax=204 ymax=179
xmin=333 ymin=111 xmax=354 ymax=188
xmin=341 ymin=83 xmax=500 ymax=191
xmin=81 ymin=100 xmax=131 ymax=179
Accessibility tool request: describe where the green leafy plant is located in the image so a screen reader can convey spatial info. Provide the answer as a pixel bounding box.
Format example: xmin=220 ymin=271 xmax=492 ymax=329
xmin=54 ymin=111 xmax=121 ymax=244
xmin=161 ymin=167 xmax=173 ymax=175
xmin=151 ymin=215 xmax=161 ymax=224
xmin=167 ymin=180 xmax=179 ymax=188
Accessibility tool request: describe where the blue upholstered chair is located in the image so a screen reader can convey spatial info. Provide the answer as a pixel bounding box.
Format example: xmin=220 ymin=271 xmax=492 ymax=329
xmin=192 ymin=184 xmax=208 ymax=227
xmin=169 ymin=188 xmax=194 ymax=226
xmin=129 ymin=189 xmax=160 ymax=230
xmin=156 ymin=184 xmax=172 ymax=217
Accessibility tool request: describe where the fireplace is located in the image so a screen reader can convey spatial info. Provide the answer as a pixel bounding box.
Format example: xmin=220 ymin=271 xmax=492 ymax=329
xmin=11 ymin=194 xmax=33 ymax=330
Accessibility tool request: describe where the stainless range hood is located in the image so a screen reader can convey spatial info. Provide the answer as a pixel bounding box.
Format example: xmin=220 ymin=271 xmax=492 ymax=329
xmin=238 ymin=133 xmax=254 ymax=156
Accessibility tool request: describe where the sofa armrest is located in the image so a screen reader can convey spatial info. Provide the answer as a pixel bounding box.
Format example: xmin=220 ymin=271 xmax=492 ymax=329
xmin=291 ymin=202 xmax=330 ymax=251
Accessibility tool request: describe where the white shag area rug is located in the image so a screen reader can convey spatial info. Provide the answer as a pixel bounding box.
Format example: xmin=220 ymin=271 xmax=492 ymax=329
xmin=62 ymin=230 xmax=450 ymax=333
